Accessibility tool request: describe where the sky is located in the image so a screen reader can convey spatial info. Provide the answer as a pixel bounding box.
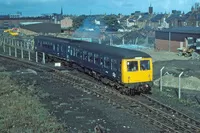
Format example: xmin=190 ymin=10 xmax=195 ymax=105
xmin=0 ymin=0 xmax=199 ymax=16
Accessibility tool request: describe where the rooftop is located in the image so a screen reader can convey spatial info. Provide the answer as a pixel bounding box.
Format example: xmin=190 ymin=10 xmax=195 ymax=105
xmin=160 ymin=26 xmax=200 ymax=34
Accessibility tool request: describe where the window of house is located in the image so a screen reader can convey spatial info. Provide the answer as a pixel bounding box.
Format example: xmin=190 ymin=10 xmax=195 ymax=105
xmin=104 ymin=57 xmax=110 ymax=69
xmin=127 ymin=61 xmax=138 ymax=72
xmin=140 ymin=60 xmax=150 ymax=70
xmin=88 ymin=52 xmax=93 ymax=63
xmin=111 ymin=59 xmax=118 ymax=71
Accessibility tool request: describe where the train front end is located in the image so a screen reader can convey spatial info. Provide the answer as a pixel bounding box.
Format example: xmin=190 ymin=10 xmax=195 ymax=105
xmin=121 ymin=57 xmax=153 ymax=94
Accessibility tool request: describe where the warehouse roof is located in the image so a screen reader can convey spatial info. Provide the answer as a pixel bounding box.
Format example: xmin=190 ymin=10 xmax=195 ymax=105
xmin=20 ymin=22 xmax=43 ymax=26
xmin=159 ymin=26 xmax=200 ymax=34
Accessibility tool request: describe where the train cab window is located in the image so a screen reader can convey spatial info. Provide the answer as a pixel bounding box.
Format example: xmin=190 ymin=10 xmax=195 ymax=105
xmin=88 ymin=52 xmax=93 ymax=63
xmin=104 ymin=57 xmax=110 ymax=69
xmin=83 ymin=51 xmax=88 ymax=60
xmin=140 ymin=60 xmax=150 ymax=70
xmin=111 ymin=59 xmax=117 ymax=71
xmin=94 ymin=54 xmax=100 ymax=65
xmin=127 ymin=61 xmax=138 ymax=72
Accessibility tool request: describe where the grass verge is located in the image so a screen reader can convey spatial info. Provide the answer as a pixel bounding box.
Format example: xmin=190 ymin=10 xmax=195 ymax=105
xmin=0 ymin=73 xmax=67 ymax=133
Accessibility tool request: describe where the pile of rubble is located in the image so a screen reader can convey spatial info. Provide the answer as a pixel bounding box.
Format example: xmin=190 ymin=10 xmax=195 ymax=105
xmin=154 ymin=72 xmax=200 ymax=91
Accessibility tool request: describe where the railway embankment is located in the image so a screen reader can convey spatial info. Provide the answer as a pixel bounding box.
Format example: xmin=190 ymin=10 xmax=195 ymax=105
xmin=0 ymin=72 xmax=67 ymax=133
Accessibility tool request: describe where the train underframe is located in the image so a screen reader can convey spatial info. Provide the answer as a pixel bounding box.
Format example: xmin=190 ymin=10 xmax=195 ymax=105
xmin=44 ymin=54 xmax=152 ymax=95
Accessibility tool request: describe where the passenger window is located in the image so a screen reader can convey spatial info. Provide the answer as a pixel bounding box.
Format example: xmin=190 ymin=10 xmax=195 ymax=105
xmin=67 ymin=46 xmax=70 ymax=52
xmin=88 ymin=52 xmax=93 ymax=63
xmin=76 ymin=49 xmax=82 ymax=59
xmin=94 ymin=54 xmax=100 ymax=64
xmin=104 ymin=57 xmax=110 ymax=69
xmin=57 ymin=44 xmax=59 ymax=52
xmin=83 ymin=51 xmax=88 ymax=60
xmin=140 ymin=60 xmax=150 ymax=70
xmin=70 ymin=47 xmax=73 ymax=56
xmin=127 ymin=61 xmax=138 ymax=72
xmin=61 ymin=45 xmax=63 ymax=52
xmin=111 ymin=59 xmax=117 ymax=71
xmin=100 ymin=57 xmax=103 ymax=66
xmin=53 ymin=44 xmax=55 ymax=51
xmin=73 ymin=48 xmax=76 ymax=56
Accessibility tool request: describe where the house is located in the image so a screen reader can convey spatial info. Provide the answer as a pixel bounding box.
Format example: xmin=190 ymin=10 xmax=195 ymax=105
xmin=150 ymin=14 xmax=168 ymax=29
xmin=137 ymin=13 xmax=153 ymax=28
xmin=61 ymin=17 xmax=73 ymax=29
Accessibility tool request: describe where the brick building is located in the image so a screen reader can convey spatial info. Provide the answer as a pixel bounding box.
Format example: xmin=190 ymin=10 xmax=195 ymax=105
xmin=155 ymin=26 xmax=200 ymax=52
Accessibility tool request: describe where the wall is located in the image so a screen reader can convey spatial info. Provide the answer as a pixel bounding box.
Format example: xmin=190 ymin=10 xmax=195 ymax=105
xmin=155 ymin=39 xmax=186 ymax=52
xmin=155 ymin=30 xmax=200 ymax=52
xmin=20 ymin=23 xmax=61 ymax=33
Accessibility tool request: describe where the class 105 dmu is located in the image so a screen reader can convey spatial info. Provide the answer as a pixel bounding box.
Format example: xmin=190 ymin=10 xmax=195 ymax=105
xmin=34 ymin=35 xmax=153 ymax=95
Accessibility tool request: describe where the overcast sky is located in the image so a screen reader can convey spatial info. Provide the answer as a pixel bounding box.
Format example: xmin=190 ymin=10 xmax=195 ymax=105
xmin=0 ymin=0 xmax=199 ymax=16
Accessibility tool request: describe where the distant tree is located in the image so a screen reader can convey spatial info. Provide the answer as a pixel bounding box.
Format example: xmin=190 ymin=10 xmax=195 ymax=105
xmin=72 ymin=15 xmax=87 ymax=29
xmin=103 ymin=15 xmax=121 ymax=30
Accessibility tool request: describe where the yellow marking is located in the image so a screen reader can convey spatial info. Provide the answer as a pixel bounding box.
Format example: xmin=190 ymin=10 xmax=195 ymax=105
xmin=121 ymin=58 xmax=153 ymax=84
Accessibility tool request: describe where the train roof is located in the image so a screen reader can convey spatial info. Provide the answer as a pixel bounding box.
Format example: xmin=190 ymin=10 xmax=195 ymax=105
xmin=35 ymin=35 xmax=151 ymax=59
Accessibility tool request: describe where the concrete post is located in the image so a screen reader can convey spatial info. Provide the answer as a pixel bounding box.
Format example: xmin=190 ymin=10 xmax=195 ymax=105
xmin=28 ymin=51 xmax=31 ymax=61
xmin=42 ymin=52 xmax=45 ymax=64
xmin=160 ymin=66 xmax=165 ymax=91
xmin=178 ymin=72 xmax=184 ymax=99
xmin=36 ymin=51 xmax=38 ymax=63
xmin=15 ymin=47 xmax=17 ymax=57
xmin=3 ymin=45 xmax=5 ymax=53
xmin=9 ymin=47 xmax=11 ymax=56
xmin=122 ymin=37 xmax=125 ymax=45
xmin=168 ymin=32 xmax=171 ymax=52
xmin=21 ymin=43 xmax=23 ymax=59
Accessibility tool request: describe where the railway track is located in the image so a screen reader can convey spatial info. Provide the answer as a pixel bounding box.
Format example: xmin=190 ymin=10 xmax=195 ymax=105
xmin=0 ymin=54 xmax=200 ymax=133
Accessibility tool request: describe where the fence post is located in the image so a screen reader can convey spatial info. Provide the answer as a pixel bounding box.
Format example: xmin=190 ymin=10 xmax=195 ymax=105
xmin=3 ymin=44 xmax=5 ymax=53
xmin=36 ymin=51 xmax=38 ymax=63
xmin=122 ymin=37 xmax=125 ymax=45
xmin=42 ymin=52 xmax=45 ymax=64
xmin=21 ymin=43 xmax=23 ymax=59
xmin=28 ymin=51 xmax=31 ymax=61
xmin=178 ymin=72 xmax=184 ymax=99
xmin=9 ymin=47 xmax=11 ymax=56
xmin=160 ymin=66 xmax=165 ymax=91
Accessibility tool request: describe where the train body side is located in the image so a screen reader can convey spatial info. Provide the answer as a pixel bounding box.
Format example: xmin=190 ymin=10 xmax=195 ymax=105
xmin=34 ymin=36 xmax=153 ymax=87
xmin=34 ymin=36 xmax=122 ymax=82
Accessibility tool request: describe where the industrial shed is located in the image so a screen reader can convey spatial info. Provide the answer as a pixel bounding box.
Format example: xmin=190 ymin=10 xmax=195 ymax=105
xmin=155 ymin=26 xmax=200 ymax=52
xmin=20 ymin=22 xmax=61 ymax=33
